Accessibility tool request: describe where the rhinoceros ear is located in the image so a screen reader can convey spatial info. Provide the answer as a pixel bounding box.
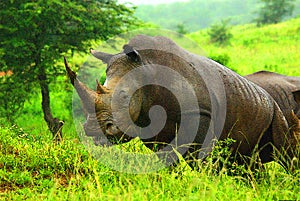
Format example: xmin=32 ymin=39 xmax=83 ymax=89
xmin=293 ymin=90 xmax=300 ymax=105
xmin=90 ymin=49 xmax=113 ymax=64
xmin=123 ymin=44 xmax=141 ymax=62
xmin=96 ymin=79 xmax=109 ymax=94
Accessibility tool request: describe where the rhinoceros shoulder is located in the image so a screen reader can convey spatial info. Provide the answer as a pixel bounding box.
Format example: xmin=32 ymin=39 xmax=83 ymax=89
xmin=246 ymin=71 xmax=300 ymax=90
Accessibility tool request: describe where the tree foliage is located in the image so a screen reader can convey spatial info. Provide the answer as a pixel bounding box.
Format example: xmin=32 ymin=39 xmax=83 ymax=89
xmin=255 ymin=0 xmax=296 ymax=26
xmin=0 ymin=76 xmax=27 ymax=123
xmin=209 ymin=53 xmax=231 ymax=66
xmin=208 ymin=20 xmax=233 ymax=46
xmin=135 ymin=0 xmax=300 ymax=31
xmin=176 ymin=23 xmax=189 ymax=35
xmin=0 ymin=0 xmax=137 ymax=138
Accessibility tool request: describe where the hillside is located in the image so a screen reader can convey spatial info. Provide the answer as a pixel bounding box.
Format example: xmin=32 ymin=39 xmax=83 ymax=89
xmin=135 ymin=0 xmax=300 ymax=32
xmin=188 ymin=17 xmax=300 ymax=76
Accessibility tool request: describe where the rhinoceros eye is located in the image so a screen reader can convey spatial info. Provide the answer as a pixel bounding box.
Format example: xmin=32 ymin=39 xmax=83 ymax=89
xmin=123 ymin=44 xmax=141 ymax=63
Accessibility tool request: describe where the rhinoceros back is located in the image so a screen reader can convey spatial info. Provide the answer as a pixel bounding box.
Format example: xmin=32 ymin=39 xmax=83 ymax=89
xmin=245 ymin=71 xmax=300 ymax=125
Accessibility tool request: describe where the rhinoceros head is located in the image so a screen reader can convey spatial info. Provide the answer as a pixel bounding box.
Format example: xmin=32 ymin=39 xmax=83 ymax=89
xmin=64 ymin=45 xmax=146 ymax=144
xmin=66 ymin=35 xmax=206 ymax=147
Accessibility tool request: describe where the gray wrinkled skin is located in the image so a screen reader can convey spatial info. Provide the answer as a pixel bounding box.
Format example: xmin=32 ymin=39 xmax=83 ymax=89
xmin=245 ymin=70 xmax=300 ymax=125
xmin=245 ymin=71 xmax=300 ymax=157
xmin=66 ymin=35 xmax=297 ymax=168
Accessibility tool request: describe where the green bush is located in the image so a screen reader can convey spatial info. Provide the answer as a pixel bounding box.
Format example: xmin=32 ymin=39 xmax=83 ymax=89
xmin=176 ymin=23 xmax=189 ymax=35
xmin=209 ymin=53 xmax=231 ymax=66
xmin=208 ymin=20 xmax=233 ymax=46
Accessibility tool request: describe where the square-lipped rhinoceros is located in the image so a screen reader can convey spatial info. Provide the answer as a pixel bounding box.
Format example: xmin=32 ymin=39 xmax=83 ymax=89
xmin=65 ymin=35 xmax=299 ymax=170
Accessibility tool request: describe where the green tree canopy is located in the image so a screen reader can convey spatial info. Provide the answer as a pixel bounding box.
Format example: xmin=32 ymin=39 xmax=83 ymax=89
xmin=255 ymin=0 xmax=296 ymax=26
xmin=0 ymin=0 xmax=137 ymax=138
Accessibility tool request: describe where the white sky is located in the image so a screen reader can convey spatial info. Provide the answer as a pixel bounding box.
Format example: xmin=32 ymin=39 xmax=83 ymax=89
xmin=118 ymin=0 xmax=189 ymax=5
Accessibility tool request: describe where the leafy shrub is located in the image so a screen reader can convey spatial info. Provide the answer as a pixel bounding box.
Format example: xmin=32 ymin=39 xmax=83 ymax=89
xmin=208 ymin=19 xmax=233 ymax=46
xmin=176 ymin=23 xmax=189 ymax=35
xmin=209 ymin=53 xmax=231 ymax=66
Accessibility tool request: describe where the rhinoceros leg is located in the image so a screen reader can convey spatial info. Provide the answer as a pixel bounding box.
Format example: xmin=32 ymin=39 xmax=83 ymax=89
xmin=180 ymin=114 xmax=212 ymax=169
xmin=150 ymin=113 xmax=211 ymax=169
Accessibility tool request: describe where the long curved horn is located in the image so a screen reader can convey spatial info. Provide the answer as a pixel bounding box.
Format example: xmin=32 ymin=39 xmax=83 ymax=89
xmin=64 ymin=57 xmax=98 ymax=113
xmin=90 ymin=49 xmax=113 ymax=64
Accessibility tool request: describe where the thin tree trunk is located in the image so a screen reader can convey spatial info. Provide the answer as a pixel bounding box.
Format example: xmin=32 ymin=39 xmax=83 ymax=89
xmin=38 ymin=67 xmax=64 ymax=141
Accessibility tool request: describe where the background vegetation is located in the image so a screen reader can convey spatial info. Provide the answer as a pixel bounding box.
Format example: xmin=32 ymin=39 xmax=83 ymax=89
xmin=255 ymin=0 xmax=296 ymax=26
xmin=0 ymin=0 xmax=137 ymax=138
xmin=189 ymin=17 xmax=300 ymax=75
xmin=135 ymin=0 xmax=300 ymax=31
xmin=0 ymin=0 xmax=300 ymax=200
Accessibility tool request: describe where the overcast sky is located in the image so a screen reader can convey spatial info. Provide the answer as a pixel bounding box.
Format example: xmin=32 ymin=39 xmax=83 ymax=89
xmin=118 ymin=0 xmax=189 ymax=5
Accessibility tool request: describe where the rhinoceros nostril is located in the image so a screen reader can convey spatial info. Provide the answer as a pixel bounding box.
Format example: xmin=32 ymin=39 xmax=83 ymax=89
xmin=105 ymin=122 xmax=115 ymax=135
xmin=105 ymin=122 xmax=113 ymax=130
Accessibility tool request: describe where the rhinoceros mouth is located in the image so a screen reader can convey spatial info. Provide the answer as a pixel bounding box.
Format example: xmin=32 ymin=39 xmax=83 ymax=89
xmin=84 ymin=128 xmax=102 ymax=137
xmin=85 ymin=128 xmax=132 ymax=145
xmin=106 ymin=133 xmax=133 ymax=144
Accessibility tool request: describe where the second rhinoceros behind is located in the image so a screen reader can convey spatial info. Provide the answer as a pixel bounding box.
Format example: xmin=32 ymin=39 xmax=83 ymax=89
xmin=245 ymin=71 xmax=300 ymax=151
xmin=245 ymin=71 xmax=300 ymax=126
xmin=65 ymin=35 xmax=298 ymax=169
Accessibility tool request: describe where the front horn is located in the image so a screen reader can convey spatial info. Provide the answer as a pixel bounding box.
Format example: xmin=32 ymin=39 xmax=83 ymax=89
xmin=64 ymin=57 xmax=98 ymax=113
xmin=90 ymin=49 xmax=113 ymax=64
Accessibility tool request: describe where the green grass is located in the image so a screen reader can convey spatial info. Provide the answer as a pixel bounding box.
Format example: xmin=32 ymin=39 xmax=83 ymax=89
xmin=188 ymin=17 xmax=300 ymax=76
xmin=1 ymin=124 xmax=299 ymax=200
xmin=1 ymin=17 xmax=300 ymax=200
